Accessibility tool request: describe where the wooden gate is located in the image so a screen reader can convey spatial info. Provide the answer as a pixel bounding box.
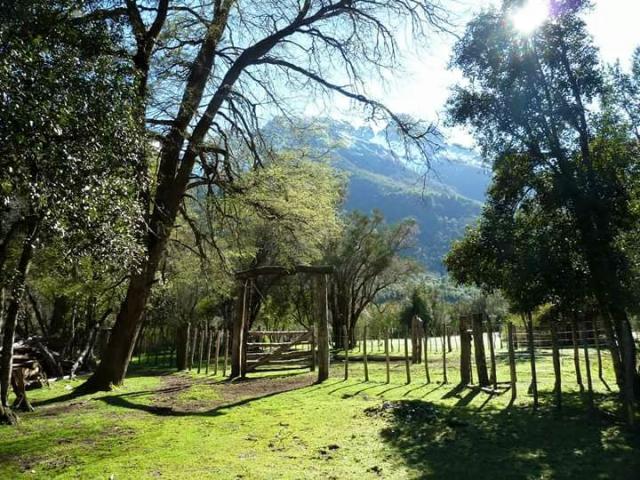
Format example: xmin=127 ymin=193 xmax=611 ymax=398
xmin=245 ymin=330 xmax=315 ymax=373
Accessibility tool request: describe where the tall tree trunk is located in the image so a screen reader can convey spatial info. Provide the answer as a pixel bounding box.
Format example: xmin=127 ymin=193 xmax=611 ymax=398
xmin=79 ymin=229 xmax=168 ymax=391
xmin=472 ymin=313 xmax=489 ymax=387
xmin=0 ymin=217 xmax=37 ymax=422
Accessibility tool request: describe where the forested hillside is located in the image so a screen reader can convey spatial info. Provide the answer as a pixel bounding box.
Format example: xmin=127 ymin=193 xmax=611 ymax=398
xmin=267 ymin=118 xmax=491 ymax=271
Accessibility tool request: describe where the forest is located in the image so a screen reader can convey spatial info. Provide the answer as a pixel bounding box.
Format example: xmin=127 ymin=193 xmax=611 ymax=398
xmin=1 ymin=0 xmax=639 ymax=478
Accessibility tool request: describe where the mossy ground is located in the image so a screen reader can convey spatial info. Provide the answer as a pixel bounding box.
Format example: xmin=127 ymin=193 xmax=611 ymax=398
xmin=0 ymin=344 xmax=638 ymax=479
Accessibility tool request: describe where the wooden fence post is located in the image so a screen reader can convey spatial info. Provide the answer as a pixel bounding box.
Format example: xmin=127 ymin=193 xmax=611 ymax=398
xmin=579 ymin=322 xmax=594 ymax=410
xmin=363 ymin=323 xmax=369 ymax=382
xmin=231 ymin=282 xmax=248 ymax=378
xmin=570 ymin=313 xmax=584 ymax=392
xmin=441 ymin=323 xmax=448 ymax=384
xmin=486 ymin=314 xmax=497 ymax=389
xmin=385 ymin=330 xmax=390 ymax=384
xmin=525 ymin=313 xmax=538 ymax=410
xmin=213 ymin=330 xmax=221 ymax=376
xmin=593 ymin=319 xmax=610 ymax=390
xmin=550 ymin=319 xmax=562 ymax=410
xmin=343 ymin=325 xmax=349 ymax=381
xmin=310 ymin=326 xmax=316 ymax=372
xmin=316 ymin=274 xmax=330 ymax=383
xmin=508 ymin=322 xmax=517 ymax=405
xmin=423 ymin=334 xmax=431 ymax=384
xmin=205 ymin=326 xmax=213 ymax=375
xmin=197 ymin=325 xmax=205 ymax=374
xmin=404 ymin=329 xmax=411 ymax=384
xmin=223 ymin=329 xmax=229 ymax=377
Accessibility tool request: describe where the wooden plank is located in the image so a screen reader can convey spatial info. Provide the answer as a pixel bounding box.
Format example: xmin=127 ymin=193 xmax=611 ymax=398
xmin=245 ymin=331 xmax=311 ymax=372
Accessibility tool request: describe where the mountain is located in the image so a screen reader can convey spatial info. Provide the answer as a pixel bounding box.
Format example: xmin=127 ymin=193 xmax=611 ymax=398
xmin=265 ymin=117 xmax=491 ymax=273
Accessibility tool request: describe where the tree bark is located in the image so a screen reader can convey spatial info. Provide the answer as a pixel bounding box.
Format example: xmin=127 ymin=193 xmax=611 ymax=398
xmin=472 ymin=313 xmax=489 ymax=387
xmin=0 ymin=217 xmax=37 ymax=420
xmin=459 ymin=316 xmax=472 ymax=386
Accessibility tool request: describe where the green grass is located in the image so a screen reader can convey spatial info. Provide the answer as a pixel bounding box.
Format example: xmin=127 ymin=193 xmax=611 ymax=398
xmin=0 ymin=347 xmax=638 ymax=479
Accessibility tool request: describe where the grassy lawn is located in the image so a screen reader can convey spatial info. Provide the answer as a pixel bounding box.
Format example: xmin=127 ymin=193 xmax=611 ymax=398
xmin=0 ymin=347 xmax=639 ymax=479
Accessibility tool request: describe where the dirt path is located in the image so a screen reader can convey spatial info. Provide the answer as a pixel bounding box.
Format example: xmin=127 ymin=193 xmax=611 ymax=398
xmin=152 ymin=372 xmax=316 ymax=413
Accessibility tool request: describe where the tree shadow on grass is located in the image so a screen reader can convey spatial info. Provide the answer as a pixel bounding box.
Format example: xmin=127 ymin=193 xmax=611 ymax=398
xmin=92 ymin=373 xmax=315 ymax=418
xmin=97 ymin=381 xmax=310 ymax=418
xmin=376 ymin=394 xmax=640 ymax=480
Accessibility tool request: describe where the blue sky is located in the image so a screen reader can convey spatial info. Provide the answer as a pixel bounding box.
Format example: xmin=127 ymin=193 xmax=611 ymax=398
xmin=305 ymin=0 xmax=640 ymax=147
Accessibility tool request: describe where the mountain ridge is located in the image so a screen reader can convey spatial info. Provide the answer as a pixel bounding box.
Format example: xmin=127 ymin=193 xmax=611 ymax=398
xmin=265 ymin=117 xmax=491 ymax=273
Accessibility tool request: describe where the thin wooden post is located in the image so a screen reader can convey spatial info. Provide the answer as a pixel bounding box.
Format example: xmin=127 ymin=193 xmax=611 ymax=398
xmin=223 ymin=329 xmax=229 ymax=377
xmin=579 ymin=322 xmax=594 ymax=410
xmin=525 ymin=313 xmax=538 ymax=410
xmin=316 ymin=274 xmax=330 ymax=382
xmin=570 ymin=313 xmax=584 ymax=392
xmin=343 ymin=325 xmax=349 ymax=381
xmin=205 ymin=326 xmax=213 ymax=375
xmin=423 ymin=334 xmax=431 ymax=384
xmin=508 ymin=322 xmax=517 ymax=405
xmin=385 ymin=330 xmax=390 ymax=384
xmin=404 ymin=329 xmax=411 ymax=384
xmin=213 ymin=330 xmax=221 ymax=376
xmin=231 ymin=281 xmax=248 ymax=378
xmin=363 ymin=323 xmax=369 ymax=382
xmin=310 ymin=326 xmax=316 ymax=372
xmin=550 ymin=319 xmax=562 ymax=410
xmin=197 ymin=325 xmax=205 ymax=374
xmin=486 ymin=314 xmax=497 ymax=389
xmin=441 ymin=323 xmax=448 ymax=384
xmin=593 ymin=319 xmax=610 ymax=390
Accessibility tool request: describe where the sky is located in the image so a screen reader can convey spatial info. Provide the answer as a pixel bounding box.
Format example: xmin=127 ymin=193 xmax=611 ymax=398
xmin=309 ymin=0 xmax=640 ymax=147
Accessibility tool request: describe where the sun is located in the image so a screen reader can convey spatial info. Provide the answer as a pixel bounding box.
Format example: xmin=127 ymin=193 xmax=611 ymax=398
xmin=511 ymin=0 xmax=550 ymax=34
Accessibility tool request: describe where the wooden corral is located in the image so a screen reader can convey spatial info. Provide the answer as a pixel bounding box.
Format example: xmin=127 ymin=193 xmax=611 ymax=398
xmin=231 ymin=265 xmax=332 ymax=382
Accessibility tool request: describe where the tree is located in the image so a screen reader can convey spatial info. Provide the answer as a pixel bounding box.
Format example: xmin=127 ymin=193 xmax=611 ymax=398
xmin=447 ymin=0 xmax=640 ymax=422
xmin=0 ymin=0 xmax=142 ymax=421
xmin=77 ymin=0 xmax=449 ymax=390
xmin=327 ymin=211 xmax=420 ymax=348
